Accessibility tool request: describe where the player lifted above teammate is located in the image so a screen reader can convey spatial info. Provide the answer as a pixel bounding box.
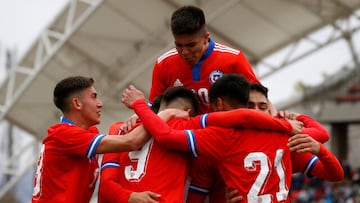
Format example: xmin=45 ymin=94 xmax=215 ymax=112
xmin=149 ymin=5 xmax=260 ymax=114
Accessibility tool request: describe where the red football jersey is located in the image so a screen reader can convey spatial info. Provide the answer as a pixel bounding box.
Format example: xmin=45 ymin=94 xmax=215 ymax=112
xmin=99 ymin=119 xmax=203 ymax=203
xmin=187 ymin=113 xmax=334 ymax=203
xmin=149 ymin=39 xmax=260 ymax=113
xmin=133 ymin=101 xmax=293 ymax=203
xmin=32 ymin=117 xmax=104 ymax=203
xmin=98 ymin=121 xmax=132 ymax=203
xmin=187 ymin=157 xmax=226 ymax=203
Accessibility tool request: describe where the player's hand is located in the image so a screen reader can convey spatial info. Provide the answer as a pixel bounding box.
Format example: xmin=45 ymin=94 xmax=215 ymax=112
xmin=288 ymin=134 xmax=320 ymax=154
xmin=157 ymin=108 xmax=190 ymax=122
xmin=287 ymin=120 xmax=303 ymax=135
xmin=122 ymin=85 xmax=145 ymax=108
xmin=226 ymin=188 xmax=243 ymax=203
xmin=121 ymin=113 xmax=140 ymax=133
xmin=128 ymin=191 xmax=160 ymax=203
xmin=276 ymin=110 xmax=299 ymax=120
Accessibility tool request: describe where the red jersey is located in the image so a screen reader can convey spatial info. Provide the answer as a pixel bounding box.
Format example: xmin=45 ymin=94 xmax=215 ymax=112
xmin=187 ymin=158 xmax=226 ymax=203
xmin=132 ymin=101 xmax=293 ymax=203
xmin=186 ymin=110 xmax=293 ymax=203
xmin=99 ymin=119 xmax=203 ymax=203
xmin=187 ymin=113 xmax=336 ymax=202
xmin=149 ymin=39 xmax=260 ymax=113
xmin=98 ymin=122 xmax=132 ymax=203
xmin=32 ymin=117 xmax=104 ymax=203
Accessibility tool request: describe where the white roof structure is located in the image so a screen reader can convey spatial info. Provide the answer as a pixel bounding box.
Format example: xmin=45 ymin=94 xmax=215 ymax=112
xmin=1 ymin=0 xmax=360 ymax=200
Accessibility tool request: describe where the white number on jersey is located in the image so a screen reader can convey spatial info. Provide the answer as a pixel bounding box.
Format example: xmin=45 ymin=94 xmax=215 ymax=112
xmin=33 ymin=144 xmax=45 ymax=198
xmin=244 ymin=149 xmax=288 ymax=203
xmin=197 ymin=88 xmax=209 ymax=106
xmin=124 ymin=139 xmax=153 ymax=181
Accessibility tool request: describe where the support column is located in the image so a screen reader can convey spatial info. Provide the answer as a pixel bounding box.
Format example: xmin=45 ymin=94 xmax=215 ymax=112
xmin=330 ymin=122 xmax=348 ymax=160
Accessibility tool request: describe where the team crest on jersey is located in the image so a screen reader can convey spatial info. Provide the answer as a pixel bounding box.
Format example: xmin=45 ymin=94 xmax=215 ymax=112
xmin=209 ymin=70 xmax=223 ymax=84
xmin=173 ymin=79 xmax=184 ymax=87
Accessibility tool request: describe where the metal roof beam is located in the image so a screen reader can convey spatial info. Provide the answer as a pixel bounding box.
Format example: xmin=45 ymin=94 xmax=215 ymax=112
xmin=0 ymin=0 xmax=103 ymax=122
xmin=256 ymin=4 xmax=360 ymax=79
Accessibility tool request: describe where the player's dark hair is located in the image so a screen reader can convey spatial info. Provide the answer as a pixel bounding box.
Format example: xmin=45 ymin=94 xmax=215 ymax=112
xmin=150 ymin=95 xmax=163 ymax=113
xmin=53 ymin=76 xmax=94 ymax=112
xmin=250 ymin=83 xmax=269 ymax=98
xmin=171 ymin=5 xmax=206 ymax=35
xmin=162 ymin=86 xmax=200 ymax=116
xmin=210 ymin=74 xmax=250 ymax=107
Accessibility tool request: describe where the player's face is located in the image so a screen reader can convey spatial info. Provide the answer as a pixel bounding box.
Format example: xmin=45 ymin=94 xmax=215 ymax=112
xmin=248 ymin=90 xmax=270 ymax=115
xmin=78 ymin=86 xmax=103 ymax=126
xmin=173 ymin=32 xmax=209 ymax=66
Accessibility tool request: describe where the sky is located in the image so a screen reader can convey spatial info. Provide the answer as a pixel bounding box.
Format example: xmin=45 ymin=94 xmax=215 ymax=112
xmin=0 ymin=0 xmax=359 ymax=105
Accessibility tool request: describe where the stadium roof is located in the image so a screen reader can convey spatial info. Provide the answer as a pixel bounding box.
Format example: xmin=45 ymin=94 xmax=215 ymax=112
xmin=1 ymin=0 xmax=360 ymax=140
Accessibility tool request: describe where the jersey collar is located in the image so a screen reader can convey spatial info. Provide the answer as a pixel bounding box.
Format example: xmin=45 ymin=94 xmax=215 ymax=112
xmin=192 ymin=38 xmax=215 ymax=81
xmin=60 ymin=116 xmax=75 ymax=125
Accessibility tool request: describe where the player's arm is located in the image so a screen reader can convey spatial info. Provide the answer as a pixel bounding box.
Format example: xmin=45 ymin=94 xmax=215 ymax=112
xmin=96 ymin=125 xmax=151 ymax=154
xmin=307 ymin=144 xmax=344 ymax=181
xmin=277 ymin=111 xmax=329 ymax=143
xmin=122 ymin=85 xmax=226 ymax=159
xmin=99 ymin=159 xmax=132 ymax=203
xmin=297 ymin=114 xmax=329 ymax=143
xmin=99 ymin=124 xmax=160 ymax=203
xmin=157 ymin=109 xmax=297 ymax=133
xmin=99 ymin=165 xmax=160 ymax=203
xmin=288 ymin=134 xmax=344 ymax=181
xmin=199 ymin=109 xmax=298 ymax=134
xmin=130 ymin=99 xmax=225 ymax=160
xmin=98 ymin=123 xmax=131 ymax=203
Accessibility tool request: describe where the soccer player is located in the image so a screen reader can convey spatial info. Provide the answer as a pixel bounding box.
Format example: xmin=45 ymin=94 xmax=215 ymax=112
xmin=31 ymin=76 xmax=186 ymax=203
xmin=121 ymin=75 xmax=296 ymax=203
xmin=99 ymin=86 xmax=201 ymax=203
xmin=224 ymin=82 xmax=344 ymax=203
xmin=101 ymin=84 xmax=296 ymax=203
xmin=248 ymin=83 xmax=343 ymax=180
xmin=123 ymin=5 xmax=266 ymax=131
xmin=149 ymin=5 xmax=261 ymax=114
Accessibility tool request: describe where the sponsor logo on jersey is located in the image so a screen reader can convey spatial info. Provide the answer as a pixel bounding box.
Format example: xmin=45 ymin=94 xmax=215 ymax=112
xmin=173 ymin=79 xmax=184 ymax=87
xmin=209 ymin=70 xmax=223 ymax=84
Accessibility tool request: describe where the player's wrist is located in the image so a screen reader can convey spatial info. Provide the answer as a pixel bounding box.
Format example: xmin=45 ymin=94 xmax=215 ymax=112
xmin=131 ymin=99 xmax=147 ymax=109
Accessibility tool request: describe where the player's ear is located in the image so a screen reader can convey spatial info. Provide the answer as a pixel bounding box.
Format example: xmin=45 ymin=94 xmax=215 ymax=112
xmin=203 ymin=32 xmax=210 ymax=43
xmin=72 ymin=98 xmax=82 ymax=110
xmin=215 ymin=97 xmax=225 ymax=111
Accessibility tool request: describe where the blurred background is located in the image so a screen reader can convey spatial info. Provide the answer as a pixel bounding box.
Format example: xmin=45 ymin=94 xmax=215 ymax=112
xmin=1 ymin=0 xmax=360 ymax=202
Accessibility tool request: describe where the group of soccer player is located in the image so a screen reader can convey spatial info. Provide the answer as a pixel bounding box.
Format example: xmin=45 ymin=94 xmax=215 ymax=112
xmin=31 ymin=5 xmax=344 ymax=203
